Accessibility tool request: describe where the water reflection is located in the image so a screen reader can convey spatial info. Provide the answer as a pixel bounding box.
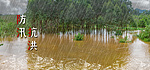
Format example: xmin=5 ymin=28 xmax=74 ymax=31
xmin=0 ymin=29 xmax=150 ymax=69
xmin=27 ymin=29 xmax=131 ymax=69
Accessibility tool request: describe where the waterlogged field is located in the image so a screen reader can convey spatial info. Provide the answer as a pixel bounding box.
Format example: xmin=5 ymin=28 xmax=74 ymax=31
xmin=0 ymin=29 xmax=150 ymax=70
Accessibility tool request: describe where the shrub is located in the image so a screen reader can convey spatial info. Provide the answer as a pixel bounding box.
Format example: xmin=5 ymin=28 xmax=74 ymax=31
xmin=0 ymin=44 xmax=3 ymax=46
xmin=115 ymin=30 xmax=122 ymax=35
xmin=111 ymin=36 xmax=114 ymax=38
xmin=74 ymin=33 xmax=84 ymax=41
xmin=126 ymin=27 xmax=137 ymax=30
xmin=138 ymin=25 xmax=150 ymax=42
xmin=119 ymin=36 xmax=131 ymax=43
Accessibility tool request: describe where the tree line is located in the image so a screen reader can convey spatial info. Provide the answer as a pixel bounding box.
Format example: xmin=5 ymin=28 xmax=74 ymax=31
xmin=26 ymin=0 xmax=134 ymax=33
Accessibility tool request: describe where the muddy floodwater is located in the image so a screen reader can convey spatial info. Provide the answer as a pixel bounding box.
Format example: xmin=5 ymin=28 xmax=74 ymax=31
xmin=0 ymin=29 xmax=150 ymax=70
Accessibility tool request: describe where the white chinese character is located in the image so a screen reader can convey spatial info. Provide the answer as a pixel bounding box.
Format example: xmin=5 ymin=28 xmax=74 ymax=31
xmin=30 ymin=41 xmax=37 ymax=51
xmin=31 ymin=27 xmax=38 ymax=38
xmin=19 ymin=15 xmax=26 ymax=24
xmin=19 ymin=28 xmax=26 ymax=38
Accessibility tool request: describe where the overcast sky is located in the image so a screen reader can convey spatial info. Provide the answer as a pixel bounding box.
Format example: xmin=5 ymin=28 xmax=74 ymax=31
xmin=0 ymin=0 xmax=150 ymax=14
xmin=0 ymin=0 xmax=28 ymax=14
xmin=130 ymin=0 xmax=150 ymax=10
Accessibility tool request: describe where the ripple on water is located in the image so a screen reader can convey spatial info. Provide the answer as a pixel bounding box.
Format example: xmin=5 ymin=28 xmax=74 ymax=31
xmin=27 ymin=53 xmax=103 ymax=70
xmin=0 ymin=55 xmax=27 ymax=70
xmin=0 ymin=30 xmax=150 ymax=70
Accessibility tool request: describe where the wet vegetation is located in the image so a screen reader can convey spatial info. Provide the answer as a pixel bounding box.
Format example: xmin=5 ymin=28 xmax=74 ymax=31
xmin=0 ymin=0 xmax=149 ymax=43
xmin=1 ymin=0 xmax=150 ymax=69
xmin=132 ymin=14 xmax=150 ymax=27
xmin=0 ymin=0 xmax=149 ymax=37
xmin=111 ymin=36 xmax=114 ymax=38
xmin=115 ymin=30 xmax=122 ymax=35
xmin=26 ymin=0 xmax=133 ymax=33
xmin=0 ymin=15 xmax=17 ymax=37
xmin=0 ymin=15 xmax=31 ymax=37
xmin=74 ymin=33 xmax=84 ymax=41
xmin=119 ymin=36 xmax=131 ymax=43
xmin=138 ymin=25 xmax=150 ymax=42
xmin=25 ymin=0 xmax=150 ymax=43
xmin=0 ymin=44 xmax=3 ymax=46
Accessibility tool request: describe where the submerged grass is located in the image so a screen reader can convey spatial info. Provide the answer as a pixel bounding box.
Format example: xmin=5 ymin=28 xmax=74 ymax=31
xmin=111 ymin=36 xmax=114 ymax=38
xmin=74 ymin=33 xmax=84 ymax=41
xmin=0 ymin=44 xmax=3 ymax=46
xmin=119 ymin=36 xmax=131 ymax=43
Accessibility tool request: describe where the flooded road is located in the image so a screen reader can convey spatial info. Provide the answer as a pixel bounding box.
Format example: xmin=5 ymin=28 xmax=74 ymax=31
xmin=0 ymin=29 xmax=150 ymax=70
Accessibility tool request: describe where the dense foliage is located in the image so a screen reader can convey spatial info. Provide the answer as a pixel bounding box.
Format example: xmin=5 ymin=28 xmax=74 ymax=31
xmin=26 ymin=0 xmax=133 ymax=33
xmin=115 ymin=30 xmax=122 ymax=35
xmin=0 ymin=0 xmax=150 ymax=43
xmin=0 ymin=15 xmax=30 ymax=37
xmin=0 ymin=15 xmax=17 ymax=36
xmin=138 ymin=25 xmax=150 ymax=42
xmin=132 ymin=14 xmax=150 ymax=27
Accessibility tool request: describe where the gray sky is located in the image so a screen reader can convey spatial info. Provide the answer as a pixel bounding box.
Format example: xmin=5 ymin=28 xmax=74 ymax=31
xmin=0 ymin=0 xmax=28 ymax=14
xmin=0 ymin=0 xmax=150 ymax=14
xmin=130 ymin=0 xmax=150 ymax=10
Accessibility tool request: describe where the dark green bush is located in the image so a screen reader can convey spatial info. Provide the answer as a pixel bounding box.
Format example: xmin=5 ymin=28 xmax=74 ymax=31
xmin=119 ymin=36 xmax=131 ymax=43
xmin=0 ymin=44 xmax=3 ymax=46
xmin=138 ymin=25 xmax=150 ymax=42
xmin=74 ymin=33 xmax=84 ymax=41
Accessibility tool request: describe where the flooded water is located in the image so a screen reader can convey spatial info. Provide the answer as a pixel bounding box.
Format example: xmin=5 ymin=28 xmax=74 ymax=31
xmin=0 ymin=29 xmax=150 ymax=70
